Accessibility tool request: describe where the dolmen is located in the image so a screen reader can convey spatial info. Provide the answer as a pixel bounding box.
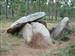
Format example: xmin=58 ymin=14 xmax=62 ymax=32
xmin=7 ymin=12 xmax=70 ymax=48
xmin=7 ymin=12 xmax=52 ymax=48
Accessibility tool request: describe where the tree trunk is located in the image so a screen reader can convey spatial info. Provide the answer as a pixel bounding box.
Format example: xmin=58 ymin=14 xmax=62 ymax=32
xmin=11 ymin=0 xmax=14 ymax=17
xmin=0 ymin=5 xmax=1 ymax=15
xmin=6 ymin=0 xmax=8 ymax=18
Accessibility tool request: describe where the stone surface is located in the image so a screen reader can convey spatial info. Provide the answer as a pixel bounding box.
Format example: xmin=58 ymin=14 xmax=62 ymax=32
xmin=21 ymin=23 xmax=33 ymax=44
xmin=31 ymin=22 xmax=52 ymax=44
xmin=7 ymin=12 xmax=46 ymax=33
xmin=51 ymin=17 xmax=69 ymax=39
xmin=36 ymin=20 xmax=47 ymax=27
xmin=10 ymin=12 xmax=46 ymax=28
xmin=20 ymin=22 xmax=52 ymax=48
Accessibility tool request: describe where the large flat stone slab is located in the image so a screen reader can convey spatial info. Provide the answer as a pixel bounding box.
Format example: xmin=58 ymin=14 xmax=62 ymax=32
xmin=7 ymin=12 xmax=46 ymax=33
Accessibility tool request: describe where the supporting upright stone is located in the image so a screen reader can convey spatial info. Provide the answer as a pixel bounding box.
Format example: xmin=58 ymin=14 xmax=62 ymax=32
xmin=20 ymin=22 xmax=52 ymax=48
xmin=51 ymin=17 xmax=69 ymax=39
xmin=31 ymin=22 xmax=52 ymax=45
xmin=21 ymin=23 xmax=33 ymax=44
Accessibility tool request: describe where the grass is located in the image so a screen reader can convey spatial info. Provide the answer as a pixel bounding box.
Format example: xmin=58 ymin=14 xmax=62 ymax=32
xmin=0 ymin=18 xmax=23 ymax=53
xmin=41 ymin=42 xmax=75 ymax=56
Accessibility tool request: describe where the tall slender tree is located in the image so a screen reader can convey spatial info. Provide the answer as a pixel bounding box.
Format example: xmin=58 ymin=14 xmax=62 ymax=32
xmin=6 ymin=0 xmax=8 ymax=18
xmin=11 ymin=0 xmax=14 ymax=17
xmin=0 ymin=5 xmax=1 ymax=15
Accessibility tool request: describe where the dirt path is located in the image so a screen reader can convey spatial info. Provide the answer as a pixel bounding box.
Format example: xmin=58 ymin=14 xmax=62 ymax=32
xmin=0 ymin=32 xmax=75 ymax=56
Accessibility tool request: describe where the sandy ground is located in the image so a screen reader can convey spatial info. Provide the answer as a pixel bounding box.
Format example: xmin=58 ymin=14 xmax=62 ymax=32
xmin=1 ymin=43 xmax=48 ymax=56
xmin=0 ymin=29 xmax=75 ymax=56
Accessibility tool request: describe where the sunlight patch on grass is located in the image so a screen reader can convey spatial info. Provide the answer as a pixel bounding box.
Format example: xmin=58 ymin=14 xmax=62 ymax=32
xmin=47 ymin=23 xmax=57 ymax=30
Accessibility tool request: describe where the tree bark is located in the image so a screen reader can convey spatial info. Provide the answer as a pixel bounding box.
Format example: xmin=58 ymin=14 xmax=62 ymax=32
xmin=11 ymin=0 xmax=14 ymax=17
xmin=0 ymin=5 xmax=1 ymax=15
